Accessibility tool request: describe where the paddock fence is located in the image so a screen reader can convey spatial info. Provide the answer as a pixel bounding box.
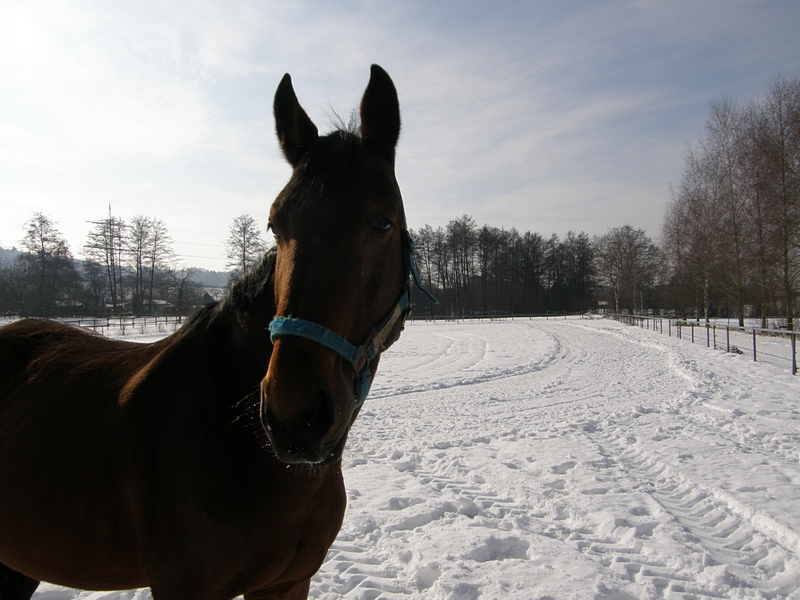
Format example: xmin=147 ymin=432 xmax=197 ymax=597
xmin=0 ymin=315 xmax=186 ymax=337
xmin=609 ymin=314 xmax=798 ymax=376
xmin=408 ymin=310 xmax=589 ymax=323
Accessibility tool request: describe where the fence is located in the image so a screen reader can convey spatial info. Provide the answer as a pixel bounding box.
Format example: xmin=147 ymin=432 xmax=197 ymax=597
xmin=409 ymin=310 xmax=588 ymax=323
xmin=0 ymin=315 xmax=186 ymax=338
xmin=61 ymin=315 xmax=185 ymax=337
xmin=610 ymin=314 xmax=798 ymax=375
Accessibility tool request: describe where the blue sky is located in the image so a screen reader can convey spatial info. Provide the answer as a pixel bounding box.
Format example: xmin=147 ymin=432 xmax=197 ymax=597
xmin=1 ymin=1 xmax=798 ymax=270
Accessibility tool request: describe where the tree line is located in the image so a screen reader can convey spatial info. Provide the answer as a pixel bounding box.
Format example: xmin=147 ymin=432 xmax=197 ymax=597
xmin=407 ymin=217 xmax=662 ymax=318
xmin=0 ymin=211 xmax=200 ymax=318
xmin=662 ymin=73 xmax=800 ymax=329
xmin=2 ymin=206 xmax=663 ymax=320
xmin=0 ymin=211 xmax=270 ymax=318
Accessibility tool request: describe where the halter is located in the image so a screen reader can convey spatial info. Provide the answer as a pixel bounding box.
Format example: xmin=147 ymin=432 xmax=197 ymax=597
xmin=268 ymin=220 xmax=436 ymax=409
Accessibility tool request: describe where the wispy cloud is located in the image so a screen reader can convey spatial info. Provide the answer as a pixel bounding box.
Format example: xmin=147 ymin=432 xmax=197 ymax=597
xmin=1 ymin=1 xmax=798 ymax=266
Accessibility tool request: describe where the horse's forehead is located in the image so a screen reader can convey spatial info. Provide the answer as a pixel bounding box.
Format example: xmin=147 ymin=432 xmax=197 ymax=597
xmin=272 ymin=152 xmax=400 ymax=222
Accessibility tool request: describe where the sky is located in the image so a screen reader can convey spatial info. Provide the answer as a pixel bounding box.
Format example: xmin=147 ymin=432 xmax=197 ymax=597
xmin=1 ymin=1 xmax=799 ymax=271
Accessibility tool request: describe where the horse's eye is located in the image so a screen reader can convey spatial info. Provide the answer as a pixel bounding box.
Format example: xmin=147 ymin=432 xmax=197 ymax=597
xmin=371 ymin=219 xmax=393 ymax=234
xmin=268 ymin=223 xmax=280 ymax=240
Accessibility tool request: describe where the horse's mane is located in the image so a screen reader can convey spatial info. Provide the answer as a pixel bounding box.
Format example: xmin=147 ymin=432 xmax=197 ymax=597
xmin=222 ymin=248 xmax=278 ymax=314
xmin=180 ymin=248 xmax=277 ymax=332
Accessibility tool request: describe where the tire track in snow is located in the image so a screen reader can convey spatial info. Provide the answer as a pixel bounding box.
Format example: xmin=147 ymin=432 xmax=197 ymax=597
xmin=569 ymin=424 xmax=800 ymax=599
xmin=369 ymin=323 xmax=561 ymax=400
xmin=513 ymin=321 xmax=800 ymax=598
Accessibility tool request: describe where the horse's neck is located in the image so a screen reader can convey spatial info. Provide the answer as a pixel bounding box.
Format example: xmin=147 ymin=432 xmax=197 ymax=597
xmin=190 ymin=253 xmax=277 ymax=390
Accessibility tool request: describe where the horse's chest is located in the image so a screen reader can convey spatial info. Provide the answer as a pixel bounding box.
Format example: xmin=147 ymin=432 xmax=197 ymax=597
xmin=150 ymin=468 xmax=348 ymax=597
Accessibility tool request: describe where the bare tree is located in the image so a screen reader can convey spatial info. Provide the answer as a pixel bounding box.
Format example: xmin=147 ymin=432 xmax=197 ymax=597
xmin=19 ymin=213 xmax=79 ymax=317
xmin=738 ymin=100 xmax=776 ymax=327
xmin=562 ymin=231 xmax=597 ymax=313
xmin=595 ymin=225 xmax=659 ymax=314
xmin=81 ymin=259 xmax=108 ymax=315
xmin=145 ymin=218 xmax=175 ymax=312
xmin=85 ymin=209 xmax=127 ymax=313
xmin=666 ymin=146 xmax=722 ymax=322
xmin=703 ymin=97 xmax=751 ymax=325
xmin=520 ymin=231 xmax=546 ymax=313
xmin=0 ymin=255 xmax=36 ymax=315
xmin=225 ymin=214 xmax=267 ymax=279
xmin=446 ymin=215 xmax=478 ymax=315
xmin=761 ymin=74 xmax=800 ymax=329
xmin=126 ymin=215 xmax=151 ymax=314
xmin=408 ymin=225 xmax=440 ymax=313
xmin=168 ymin=265 xmax=200 ymax=321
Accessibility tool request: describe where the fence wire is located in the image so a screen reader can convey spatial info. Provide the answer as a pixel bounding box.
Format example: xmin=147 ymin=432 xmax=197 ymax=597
xmin=611 ymin=314 xmax=798 ymax=376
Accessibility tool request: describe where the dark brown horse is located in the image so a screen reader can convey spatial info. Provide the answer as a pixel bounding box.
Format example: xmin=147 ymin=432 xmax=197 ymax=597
xmin=0 ymin=65 xmax=418 ymax=600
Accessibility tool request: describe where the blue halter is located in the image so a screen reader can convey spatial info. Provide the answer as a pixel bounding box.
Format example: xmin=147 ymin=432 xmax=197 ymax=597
xmin=268 ymin=225 xmax=436 ymax=409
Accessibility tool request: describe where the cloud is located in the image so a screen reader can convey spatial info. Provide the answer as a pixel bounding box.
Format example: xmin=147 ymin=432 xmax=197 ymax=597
xmin=1 ymin=1 xmax=799 ymax=267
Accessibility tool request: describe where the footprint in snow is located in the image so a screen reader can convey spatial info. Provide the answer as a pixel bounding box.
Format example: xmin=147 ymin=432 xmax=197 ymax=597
xmin=467 ymin=536 xmax=530 ymax=562
xmin=544 ymin=479 xmax=566 ymax=490
xmin=551 ymin=460 xmax=577 ymax=474
xmin=387 ymin=497 xmax=425 ymax=510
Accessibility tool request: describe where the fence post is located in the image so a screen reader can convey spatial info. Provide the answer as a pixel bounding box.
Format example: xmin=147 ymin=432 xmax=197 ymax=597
xmin=793 ymin=333 xmax=797 ymax=375
xmin=706 ymin=324 xmax=710 ymax=348
xmin=753 ymin=329 xmax=757 ymax=362
xmin=669 ymin=320 xmax=671 ymax=337
xmin=691 ymin=323 xmax=694 ymax=343
xmin=726 ymin=327 xmax=730 ymax=353
xmin=713 ymin=325 xmax=716 ymax=350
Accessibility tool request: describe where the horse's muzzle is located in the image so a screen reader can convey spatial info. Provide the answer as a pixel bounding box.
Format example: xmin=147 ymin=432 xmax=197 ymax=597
xmin=260 ymin=399 xmax=349 ymax=465
xmin=259 ymin=346 xmax=353 ymax=464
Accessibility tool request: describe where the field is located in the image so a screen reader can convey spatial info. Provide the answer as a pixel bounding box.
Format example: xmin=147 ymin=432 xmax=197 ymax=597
xmin=32 ymin=317 xmax=800 ymax=599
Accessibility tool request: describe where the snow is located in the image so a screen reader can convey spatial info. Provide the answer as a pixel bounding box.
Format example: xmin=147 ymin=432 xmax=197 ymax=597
xmin=32 ymin=316 xmax=800 ymax=599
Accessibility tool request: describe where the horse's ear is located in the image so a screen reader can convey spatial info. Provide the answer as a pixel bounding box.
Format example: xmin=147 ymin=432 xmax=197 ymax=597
xmin=360 ymin=65 xmax=400 ymax=163
xmin=274 ymin=73 xmax=319 ymax=167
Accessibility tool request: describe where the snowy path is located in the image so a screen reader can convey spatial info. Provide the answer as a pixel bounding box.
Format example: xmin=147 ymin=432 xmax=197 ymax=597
xmin=33 ymin=317 xmax=800 ymax=599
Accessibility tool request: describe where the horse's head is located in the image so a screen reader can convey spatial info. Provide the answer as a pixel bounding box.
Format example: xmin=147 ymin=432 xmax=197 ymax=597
xmin=260 ymin=65 xmax=408 ymax=465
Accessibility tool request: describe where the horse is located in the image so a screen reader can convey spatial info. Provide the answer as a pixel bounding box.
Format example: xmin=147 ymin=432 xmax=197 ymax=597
xmin=0 ymin=64 xmax=432 ymax=600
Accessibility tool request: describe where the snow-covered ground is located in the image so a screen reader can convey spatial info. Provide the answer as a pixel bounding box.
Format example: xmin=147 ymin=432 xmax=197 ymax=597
xmin=31 ymin=317 xmax=800 ymax=599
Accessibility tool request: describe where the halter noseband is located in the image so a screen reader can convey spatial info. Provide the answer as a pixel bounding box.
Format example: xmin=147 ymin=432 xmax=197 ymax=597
xmin=268 ymin=224 xmax=436 ymax=409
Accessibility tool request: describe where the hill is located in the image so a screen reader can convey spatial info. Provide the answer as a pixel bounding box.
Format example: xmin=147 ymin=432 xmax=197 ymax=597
xmin=0 ymin=247 xmax=21 ymax=264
